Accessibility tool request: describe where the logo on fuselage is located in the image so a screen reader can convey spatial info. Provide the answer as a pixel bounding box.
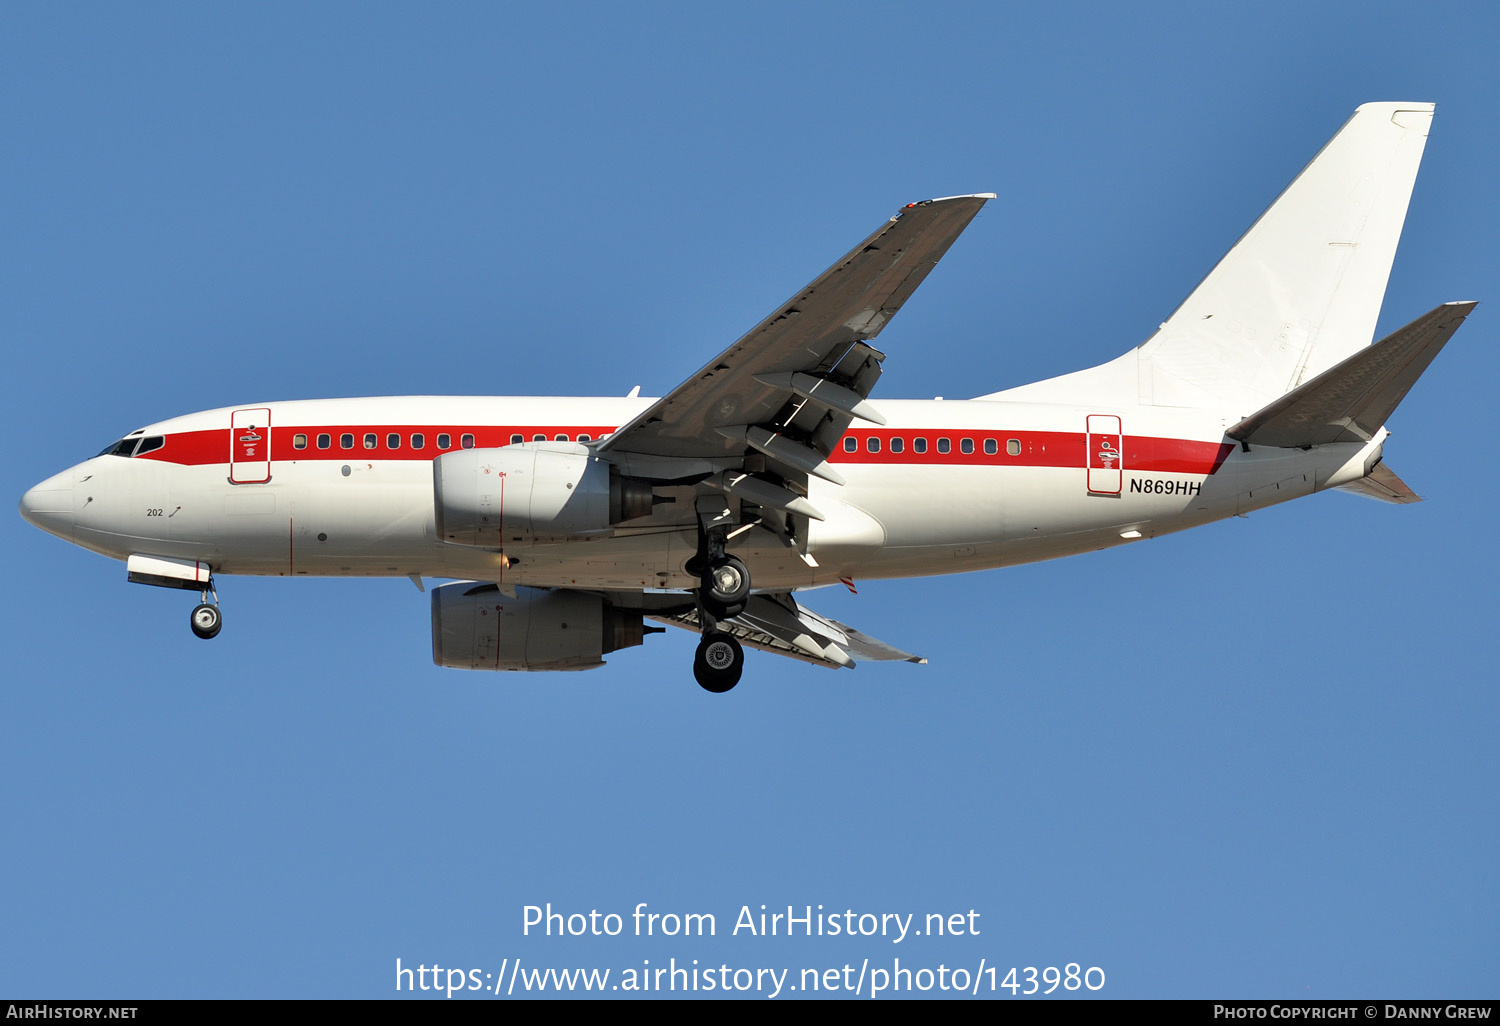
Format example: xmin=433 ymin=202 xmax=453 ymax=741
xmin=1096 ymin=439 xmax=1119 ymax=469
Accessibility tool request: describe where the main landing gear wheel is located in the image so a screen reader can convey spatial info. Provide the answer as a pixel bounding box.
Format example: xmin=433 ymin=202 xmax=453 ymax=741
xmin=694 ymin=632 xmax=744 ymax=693
xmin=702 ymin=555 xmax=751 ymax=619
xmin=190 ymin=603 xmax=222 ymax=640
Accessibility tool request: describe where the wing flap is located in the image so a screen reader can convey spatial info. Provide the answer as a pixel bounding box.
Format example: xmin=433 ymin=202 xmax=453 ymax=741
xmin=648 ymin=592 xmax=925 ymax=671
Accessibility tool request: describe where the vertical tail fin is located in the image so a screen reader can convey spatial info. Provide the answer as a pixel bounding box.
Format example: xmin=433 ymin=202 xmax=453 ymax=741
xmin=986 ymin=103 xmax=1434 ymax=413
xmin=1141 ymin=102 xmax=1433 ymax=411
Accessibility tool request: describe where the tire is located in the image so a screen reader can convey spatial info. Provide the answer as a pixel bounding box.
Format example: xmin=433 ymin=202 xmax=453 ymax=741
xmin=702 ymin=555 xmax=750 ymax=619
xmin=190 ymin=603 xmax=222 ymax=640
xmin=693 ymin=632 xmax=743 ymax=693
xmin=704 ymin=556 xmax=750 ymax=606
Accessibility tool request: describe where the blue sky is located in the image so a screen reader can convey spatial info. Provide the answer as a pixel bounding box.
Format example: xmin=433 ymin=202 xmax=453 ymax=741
xmin=2 ymin=2 xmax=1496 ymax=1000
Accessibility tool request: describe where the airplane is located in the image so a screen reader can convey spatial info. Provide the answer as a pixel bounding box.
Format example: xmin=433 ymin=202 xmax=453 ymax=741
xmin=18 ymin=101 xmax=1471 ymax=693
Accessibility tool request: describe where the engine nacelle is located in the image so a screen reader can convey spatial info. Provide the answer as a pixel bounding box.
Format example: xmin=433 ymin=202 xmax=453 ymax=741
xmin=431 ymin=582 xmax=648 ymax=671
xmin=433 ymin=443 xmax=653 ymax=547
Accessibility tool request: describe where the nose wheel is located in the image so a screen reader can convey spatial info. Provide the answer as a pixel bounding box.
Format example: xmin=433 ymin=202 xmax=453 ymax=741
xmin=190 ymin=582 xmax=222 ymax=640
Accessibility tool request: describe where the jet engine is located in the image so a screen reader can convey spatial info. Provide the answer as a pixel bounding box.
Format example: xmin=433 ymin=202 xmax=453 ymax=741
xmin=433 ymin=443 xmax=653 ymax=547
xmin=430 ymin=582 xmax=648 ymax=671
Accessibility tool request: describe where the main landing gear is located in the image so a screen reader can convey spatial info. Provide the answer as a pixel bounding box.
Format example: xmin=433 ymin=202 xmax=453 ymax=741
xmin=702 ymin=554 xmax=750 ymax=619
xmin=693 ymin=631 xmax=743 ymax=693
xmin=692 ymin=557 xmax=748 ymax=692
xmin=190 ymin=580 xmax=222 ymax=640
xmin=692 ymin=500 xmax=749 ymax=692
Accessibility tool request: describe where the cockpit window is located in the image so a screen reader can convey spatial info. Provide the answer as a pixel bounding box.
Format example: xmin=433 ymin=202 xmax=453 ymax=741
xmin=97 ymin=435 xmax=164 ymax=458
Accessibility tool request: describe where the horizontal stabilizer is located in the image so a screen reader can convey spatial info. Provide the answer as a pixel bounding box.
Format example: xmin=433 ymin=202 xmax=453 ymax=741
xmin=1335 ymin=462 xmax=1421 ymax=504
xmin=1228 ymin=302 xmax=1473 ymax=448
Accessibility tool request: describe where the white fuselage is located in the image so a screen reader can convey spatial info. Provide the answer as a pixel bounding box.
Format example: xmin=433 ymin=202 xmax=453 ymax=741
xmin=22 ymin=394 xmax=1382 ymax=592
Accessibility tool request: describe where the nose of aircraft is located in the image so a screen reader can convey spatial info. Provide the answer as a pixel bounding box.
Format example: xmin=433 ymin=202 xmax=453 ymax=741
xmin=19 ymin=469 xmax=76 ymax=542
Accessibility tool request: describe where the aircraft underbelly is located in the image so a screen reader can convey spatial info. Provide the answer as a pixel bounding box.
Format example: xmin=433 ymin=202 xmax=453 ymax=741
xmin=127 ymin=460 xmax=435 ymax=575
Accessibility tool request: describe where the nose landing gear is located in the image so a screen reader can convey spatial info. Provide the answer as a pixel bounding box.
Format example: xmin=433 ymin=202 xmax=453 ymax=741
xmin=190 ymin=581 xmax=222 ymax=640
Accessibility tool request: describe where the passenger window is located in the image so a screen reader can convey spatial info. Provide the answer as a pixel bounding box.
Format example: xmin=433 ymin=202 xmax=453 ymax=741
xmin=960 ymin=438 xmax=974 ymax=455
xmin=533 ymin=434 xmax=546 ymax=442
xmin=411 ymin=433 xmax=425 ymax=449
xmin=293 ymin=433 xmax=308 ymax=450
xmin=1007 ymin=438 xmax=1021 ymax=456
xmin=437 ymin=433 xmax=451 ymax=449
xmin=317 ymin=433 xmax=331 ymax=449
xmin=555 ymin=434 xmax=569 ymax=442
xmin=387 ymin=433 xmax=401 ymax=449
xmin=340 ymin=433 xmax=354 ymax=449
xmin=913 ymin=437 xmax=927 ymax=454
xmin=890 ymin=437 xmax=904 ymax=453
xmin=461 ymin=433 xmax=475 ymax=449
xmin=867 ymin=437 xmax=881 ymax=453
xmin=984 ymin=438 xmax=997 ymax=455
xmin=364 ymin=433 xmax=377 ymax=449
xmin=510 ymin=434 xmax=523 ymax=445
xmin=844 ymin=436 xmax=857 ymax=453
xmin=937 ymin=438 xmax=951 ymax=454
xmin=578 ymin=434 xmax=591 ymax=442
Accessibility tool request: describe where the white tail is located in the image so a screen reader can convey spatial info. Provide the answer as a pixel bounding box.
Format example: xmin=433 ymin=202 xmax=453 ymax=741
xmin=987 ymin=103 xmax=1434 ymax=415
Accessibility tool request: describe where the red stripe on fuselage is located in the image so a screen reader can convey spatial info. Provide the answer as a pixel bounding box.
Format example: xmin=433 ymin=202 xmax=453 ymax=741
xmin=134 ymin=425 xmax=620 ymax=466
xmin=131 ymin=424 xmax=1235 ymax=475
xmin=829 ymin=429 xmax=1234 ymax=475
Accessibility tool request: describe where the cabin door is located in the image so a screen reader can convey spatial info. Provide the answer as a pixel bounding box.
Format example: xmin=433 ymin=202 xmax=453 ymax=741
xmin=1086 ymin=414 xmax=1123 ymax=495
xmin=229 ymin=408 xmax=272 ymax=484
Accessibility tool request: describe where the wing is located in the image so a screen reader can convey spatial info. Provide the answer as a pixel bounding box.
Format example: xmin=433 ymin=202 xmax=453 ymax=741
xmin=599 ymin=195 xmax=993 ymax=494
xmin=646 ymin=592 xmax=926 ymax=671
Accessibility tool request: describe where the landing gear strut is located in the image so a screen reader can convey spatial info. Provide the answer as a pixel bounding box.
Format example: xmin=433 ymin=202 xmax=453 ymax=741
xmin=693 ymin=497 xmax=749 ymax=691
xmin=694 ymin=495 xmax=751 ymax=619
xmin=693 ymin=631 xmax=743 ymax=693
xmin=190 ymin=580 xmax=222 ymax=640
